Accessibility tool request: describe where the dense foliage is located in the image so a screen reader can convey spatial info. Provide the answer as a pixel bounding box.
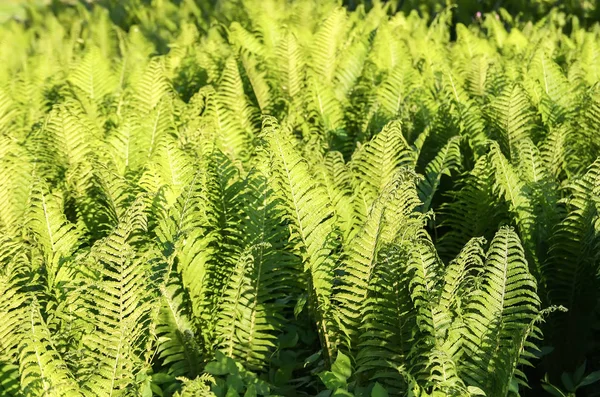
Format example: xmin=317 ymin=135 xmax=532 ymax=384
xmin=1 ymin=0 xmax=600 ymax=396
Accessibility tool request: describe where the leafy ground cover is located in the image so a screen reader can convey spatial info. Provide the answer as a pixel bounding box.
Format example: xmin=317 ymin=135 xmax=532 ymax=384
xmin=1 ymin=1 xmax=600 ymax=396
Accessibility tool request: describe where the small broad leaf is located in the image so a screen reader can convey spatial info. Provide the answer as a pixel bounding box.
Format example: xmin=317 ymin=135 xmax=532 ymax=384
xmin=319 ymin=371 xmax=346 ymax=389
xmin=331 ymin=351 xmax=352 ymax=380
xmin=508 ymin=377 xmax=519 ymax=393
xmin=279 ymin=331 xmax=299 ymax=349
xmin=226 ymin=386 xmax=241 ymax=397
xmin=205 ymin=352 xmax=230 ymax=375
xmin=305 ymin=351 xmax=322 ymax=367
xmin=151 ymin=383 xmax=164 ymax=397
xmin=141 ymin=379 xmax=153 ymax=397
xmin=579 ymin=370 xmax=600 ymax=387
xmin=226 ymin=374 xmax=244 ymax=392
xmin=253 ymin=379 xmax=270 ymax=395
xmin=205 ymin=362 xmax=229 ymax=375
xmin=152 ymin=373 xmax=174 ymax=384
xmin=561 ymin=372 xmax=575 ymax=392
xmin=573 ymin=361 xmax=586 ymax=385
xmin=332 ymin=389 xmax=354 ymax=396
xmin=244 ymin=384 xmax=257 ymax=397
xmin=541 ymin=383 xmax=566 ymax=397
xmin=294 ymin=294 xmax=308 ymax=318
xmin=467 ymin=386 xmax=486 ymax=395
xmin=371 ymin=382 xmax=389 ymax=397
xmin=227 ymin=357 xmax=240 ymax=376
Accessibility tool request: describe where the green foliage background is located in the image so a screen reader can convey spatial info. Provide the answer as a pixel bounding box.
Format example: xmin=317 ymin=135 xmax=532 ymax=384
xmin=1 ymin=0 xmax=600 ymax=396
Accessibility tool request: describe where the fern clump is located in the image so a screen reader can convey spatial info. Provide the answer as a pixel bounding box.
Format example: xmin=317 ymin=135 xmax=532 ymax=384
xmin=1 ymin=1 xmax=598 ymax=396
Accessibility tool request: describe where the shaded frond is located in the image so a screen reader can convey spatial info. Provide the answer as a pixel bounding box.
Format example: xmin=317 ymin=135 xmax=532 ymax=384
xmin=417 ymin=136 xmax=461 ymax=213
xmin=263 ymin=117 xmax=340 ymax=363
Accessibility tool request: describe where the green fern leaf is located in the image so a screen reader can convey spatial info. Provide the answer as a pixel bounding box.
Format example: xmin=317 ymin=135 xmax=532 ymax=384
xmin=26 ymin=180 xmax=81 ymax=287
xmin=487 ymin=84 xmax=535 ymax=160
xmin=19 ymin=299 xmax=80 ymax=397
xmin=417 ymin=136 xmax=461 ymax=213
xmin=461 ymin=227 xmax=540 ymax=395
xmin=350 ymin=120 xmax=414 ymax=206
xmin=263 ymin=117 xmax=340 ymax=363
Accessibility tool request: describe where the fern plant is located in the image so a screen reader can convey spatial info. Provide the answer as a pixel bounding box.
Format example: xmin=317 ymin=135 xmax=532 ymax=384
xmin=1 ymin=0 xmax=598 ymax=396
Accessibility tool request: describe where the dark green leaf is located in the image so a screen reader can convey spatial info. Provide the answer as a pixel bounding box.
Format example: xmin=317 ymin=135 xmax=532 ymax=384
xmin=579 ymin=371 xmax=600 ymax=387
xmin=371 ymin=382 xmax=388 ymax=397
xmin=244 ymin=384 xmax=257 ymax=397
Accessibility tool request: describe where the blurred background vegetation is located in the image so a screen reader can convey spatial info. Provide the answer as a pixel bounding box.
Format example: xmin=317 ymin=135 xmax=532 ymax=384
xmin=1 ymin=0 xmax=599 ymax=28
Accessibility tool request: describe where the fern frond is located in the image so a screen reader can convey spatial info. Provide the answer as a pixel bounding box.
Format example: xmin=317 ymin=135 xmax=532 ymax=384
xmin=217 ymin=56 xmax=258 ymax=141
xmin=0 ymin=362 xmax=21 ymax=397
xmin=173 ymin=373 xmax=215 ymax=397
xmin=68 ymin=46 xmax=117 ymax=106
xmin=144 ymin=136 xmax=196 ymax=207
xmin=240 ymin=53 xmax=272 ymax=112
xmin=228 ymin=22 xmax=267 ymax=59
xmin=439 ymin=237 xmax=486 ymax=316
xmin=0 ymin=87 xmax=17 ymax=134
xmin=175 ymin=230 xmax=216 ymax=333
xmin=132 ymin=58 xmax=172 ymax=116
xmin=0 ymin=242 xmax=29 ymax=364
xmin=263 ymin=117 xmax=340 ymax=363
xmin=461 ymin=227 xmax=540 ymax=396
xmin=374 ymin=49 xmax=419 ymax=121
xmin=406 ymin=239 xmax=443 ymax=342
xmin=79 ymin=203 xmax=153 ymax=397
xmin=335 ymin=185 xmax=389 ymax=348
xmin=540 ymin=126 xmax=568 ymax=180
xmin=274 ymin=32 xmax=304 ymax=100
xmin=45 ymin=103 xmax=96 ymax=169
xmin=215 ymin=159 xmax=300 ymax=371
xmin=125 ymin=59 xmax=174 ymax=167
xmin=488 ymin=143 xmax=543 ymax=280
xmin=487 ymin=84 xmax=536 ymax=160
xmin=155 ymin=167 xmax=214 ymax=252
xmin=530 ymin=52 xmax=574 ymax=126
xmin=466 ymin=55 xmax=489 ymax=98
xmin=305 ymin=73 xmax=346 ymax=141
xmin=543 ymin=159 xmax=600 ymax=369
xmin=417 ymin=136 xmax=461 ymax=213
xmin=356 ymin=245 xmax=413 ymax=392
xmin=26 ymin=180 xmax=81 ymax=287
xmin=309 ymin=7 xmax=347 ymax=84
xmin=19 ymin=299 xmax=80 ymax=397
xmin=0 ymin=151 xmax=34 ymax=238
xmin=333 ymin=35 xmax=369 ymax=100
xmin=198 ymin=85 xmax=251 ymax=161
xmin=350 ymin=120 xmax=413 ymax=206
xmin=314 ymin=151 xmax=358 ymax=240
xmin=155 ymin=276 xmax=202 ymax=378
